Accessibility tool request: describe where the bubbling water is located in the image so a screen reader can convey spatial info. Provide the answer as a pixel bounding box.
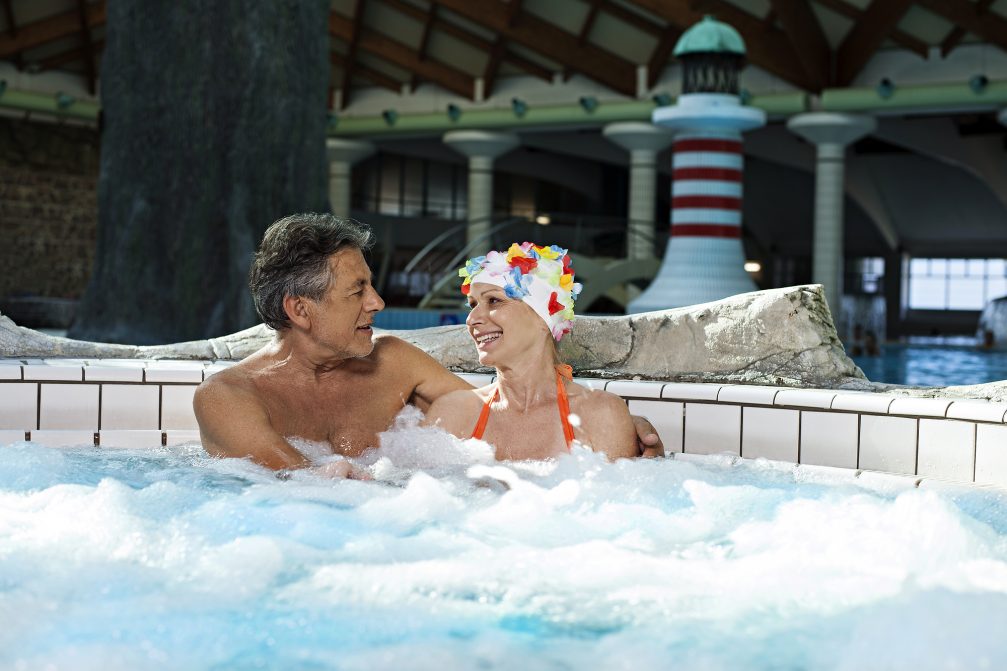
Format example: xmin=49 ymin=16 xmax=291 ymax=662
xmin=2 ymin=410 xmax=1007 ymax=670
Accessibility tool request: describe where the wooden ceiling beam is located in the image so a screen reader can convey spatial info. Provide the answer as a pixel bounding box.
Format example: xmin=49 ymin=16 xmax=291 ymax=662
xmin=411 ymin=4 xmax=437 ymax=91
xmin=646 ymin=26 xmax=680 ymax=89
xmin=578 ymin=0 xmax=602 ymax=46
xmin=2 ymin=0 xmax=16 ymax=37
xmin=38 ymin=38 xmax=104 ymax=71
xmin=331 ymin=50 xmax=400 ymax=93
xmin=339 ymin=0 xmax=366 ymax=109
xmin=376 ymin=0 xmax=550 ymax=83
xmin=624 ymin=0 xmax=818 ymax=91
xmin=331 ymin=12 xmax=474 ymax=98
xmin=76 ymin=0 xmax=97 ymax=95
xmin=483 ymin=36 xmax=507 ymax=97
xmin=940 ymin=0 xmax=994 ymax=57
xmin=919 ymin=0 xmax=1007 ymax=56
xmin=0 ymin=1 xmax=105 ymax=59
xmin=769 ymin=0 xmax=832 ymax=89
xmin=835 ymin=0 xmax=914 ymax=86
xmin=432 ymin=0 xmax=637 ymax=96
xmin=813 ymin=0 xmax=928 ymax=58
xmin=598 ymin=1 xmax=662 ymax=36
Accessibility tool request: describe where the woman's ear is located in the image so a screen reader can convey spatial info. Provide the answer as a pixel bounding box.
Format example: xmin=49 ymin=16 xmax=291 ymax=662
xmin=283 ymin=294 xmax=312 ymax=330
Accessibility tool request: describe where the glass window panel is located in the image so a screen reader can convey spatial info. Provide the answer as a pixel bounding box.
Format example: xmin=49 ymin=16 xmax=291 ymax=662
xmin=988 ymin=259 xmax=1007 ymax=277
xmin=988 ymin=277 xmax=1007 ymax=302
xmin=948 ymin=259 xmax=966 ymax=276
xmin=930 ymin=258 xmax=947 ymax=275
xmin=871 ymin=257 xmax=885 ymax=274
xmin=909 ymin=258 xmax=929 ymax=276
xmin=378 ymin=156 xmax=401 ymax=215
xmin=947 ymin=277 xmax=985 ymax=310
xmin=966 ymin=258 xmax=986 ymax=277
xmin=425 ymin=161 xmax=454 ymax=219
xmin=401 ymin=158 xmax=424 ymax=217
xmin=909 ymin=277 xmax=946 ymax=309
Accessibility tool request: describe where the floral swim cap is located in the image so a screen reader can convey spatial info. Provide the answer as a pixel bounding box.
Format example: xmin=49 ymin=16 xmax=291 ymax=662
xmin=458 ymin=242 xmax=582 ymax=341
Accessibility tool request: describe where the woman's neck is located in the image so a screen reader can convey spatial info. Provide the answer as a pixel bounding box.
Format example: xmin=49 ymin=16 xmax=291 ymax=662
xmin=493 ymin=345 xmax=561 ymax=412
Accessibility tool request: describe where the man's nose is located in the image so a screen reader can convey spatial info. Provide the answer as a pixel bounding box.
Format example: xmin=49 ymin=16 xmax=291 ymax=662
xmin=366 ymin=287 xmax=385 ymax=312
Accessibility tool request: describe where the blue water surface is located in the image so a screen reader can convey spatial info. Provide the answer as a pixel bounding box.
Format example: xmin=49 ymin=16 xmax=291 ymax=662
xmin=853 ymin=343 xmax=1007 ymax=386
xmin=2 ymin=426 xmax=1007 ymax=670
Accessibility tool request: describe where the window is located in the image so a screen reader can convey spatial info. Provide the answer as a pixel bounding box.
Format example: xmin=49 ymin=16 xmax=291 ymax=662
xmin=846 ymin=257 xmax=884 ymax=295
xmin=907 ymin=257 xmax=1007 ymax=310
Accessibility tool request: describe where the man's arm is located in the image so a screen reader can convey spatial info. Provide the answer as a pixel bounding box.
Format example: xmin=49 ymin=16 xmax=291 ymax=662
xmin=193 ymin=377 xmax=310 ymax=471
xmin=378 ymin=336 xmax=473 ymax=411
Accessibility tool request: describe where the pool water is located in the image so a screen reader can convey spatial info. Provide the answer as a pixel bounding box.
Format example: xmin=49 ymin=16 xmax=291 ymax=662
xmin=3 ymin=410 xmax=1007 ymax=670
xmin=853 ymin=343 xmax=1007 ymax=386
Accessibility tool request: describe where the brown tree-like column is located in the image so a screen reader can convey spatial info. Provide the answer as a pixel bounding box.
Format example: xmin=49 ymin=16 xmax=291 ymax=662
xmin=70 ymin=1 xmax=330 ymax=344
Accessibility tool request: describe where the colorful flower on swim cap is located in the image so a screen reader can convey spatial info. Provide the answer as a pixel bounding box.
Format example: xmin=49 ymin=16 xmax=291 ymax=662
xmin=458 ymin=242 xmax=581 ymax=341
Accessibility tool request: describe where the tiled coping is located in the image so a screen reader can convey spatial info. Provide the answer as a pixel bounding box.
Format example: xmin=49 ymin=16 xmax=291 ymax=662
xmin=1 ymin=358 xmax=1005 ymax=489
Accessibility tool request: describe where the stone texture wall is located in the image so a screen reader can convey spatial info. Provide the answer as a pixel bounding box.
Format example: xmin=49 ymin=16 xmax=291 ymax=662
xmin=0 ymin=118 xmax=99 ymax=300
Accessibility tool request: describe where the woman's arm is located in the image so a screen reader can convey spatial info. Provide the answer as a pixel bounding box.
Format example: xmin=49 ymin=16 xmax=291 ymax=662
xmin=578 ymin=391 xmax=639 ymax=460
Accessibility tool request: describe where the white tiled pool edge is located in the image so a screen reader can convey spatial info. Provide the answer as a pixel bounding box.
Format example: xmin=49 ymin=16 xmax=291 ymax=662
xmin=1 ymin=358 xmax=1005 ymax=488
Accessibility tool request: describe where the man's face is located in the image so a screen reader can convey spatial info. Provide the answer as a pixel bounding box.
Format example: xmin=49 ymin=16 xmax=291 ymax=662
xmin=308 ymin=247 xmax=385 ymax=358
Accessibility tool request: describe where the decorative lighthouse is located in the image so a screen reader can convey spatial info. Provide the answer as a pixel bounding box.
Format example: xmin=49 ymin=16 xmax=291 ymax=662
xmin=628 ymin=16 xmax=766 ymax=313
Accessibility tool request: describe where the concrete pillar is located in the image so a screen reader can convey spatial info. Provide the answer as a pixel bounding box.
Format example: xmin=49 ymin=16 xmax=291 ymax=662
xmin=602 ymin=123 xmax=675 ymax=261
xmin=786 ymin=113 xmax=876 ymax=324
xmin=998 ymin=107 xmax=1007 ymax=127
xmin=326 ymin=138 xmax=376 ymax=219
xmin=443 ymin=130 xmax=520 ymax=247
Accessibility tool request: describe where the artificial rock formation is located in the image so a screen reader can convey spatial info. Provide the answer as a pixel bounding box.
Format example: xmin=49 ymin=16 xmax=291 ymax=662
xmin=70 ymin=0 xmax=331 ymax=345
xmin=3 ymin=284 xmax=866 ymax=388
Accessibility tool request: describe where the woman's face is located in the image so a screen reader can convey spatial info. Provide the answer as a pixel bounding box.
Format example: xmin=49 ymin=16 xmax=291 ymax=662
xmin=465 ymin=283 xmax=550 ymax=366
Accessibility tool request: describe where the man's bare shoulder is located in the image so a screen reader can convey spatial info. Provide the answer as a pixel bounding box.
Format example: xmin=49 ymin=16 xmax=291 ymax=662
xmin=371 ymin=333 xmax=434 ymax=361
xmin=194 ymin=357 xmax=266 ymax=411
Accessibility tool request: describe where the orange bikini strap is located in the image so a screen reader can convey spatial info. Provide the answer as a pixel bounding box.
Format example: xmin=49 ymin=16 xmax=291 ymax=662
xmin=470 ymin=386 xmax=498 ymax=441
xmin=555 ymin=366 xmax=575 ymax=449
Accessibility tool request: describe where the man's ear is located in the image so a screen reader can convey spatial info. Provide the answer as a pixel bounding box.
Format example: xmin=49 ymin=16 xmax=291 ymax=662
xmin=283 ymin=294 xmax=312 ymax=330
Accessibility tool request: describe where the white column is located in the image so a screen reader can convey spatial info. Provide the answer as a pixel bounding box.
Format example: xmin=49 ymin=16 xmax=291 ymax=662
xmin=326 ymin=138 xmax=376 ymax=219
xmin=443 ymin=130 xmax=520 ymax=247
xmin=787 ymin=113 xmax=876 ymax=323
xmin=602 ymin=122 xmax=675 ymax=261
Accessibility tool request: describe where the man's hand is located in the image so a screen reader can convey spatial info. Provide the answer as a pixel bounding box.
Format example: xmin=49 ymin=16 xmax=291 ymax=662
xmin=630 ymin=415 xmax=665 ymax=458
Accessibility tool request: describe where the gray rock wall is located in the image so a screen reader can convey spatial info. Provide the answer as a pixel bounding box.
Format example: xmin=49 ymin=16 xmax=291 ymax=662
xmin=3 ymin=284 xmax=867 ymax=388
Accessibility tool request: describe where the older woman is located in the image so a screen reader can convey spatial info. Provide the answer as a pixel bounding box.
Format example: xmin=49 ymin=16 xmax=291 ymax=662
xmin=423 ymin=242 xmax=637 ymax=461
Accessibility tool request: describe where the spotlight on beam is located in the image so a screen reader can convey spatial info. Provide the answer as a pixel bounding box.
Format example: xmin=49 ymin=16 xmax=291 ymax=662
xmin=969 ymin=74 xmax=989 ymax=94
xmin=382 ymin=109 xmax=398 ymax=126
xmin=447 ymin=103 xmax=462 ymax=121
xmin=651 ymin=92 xmax=673 ymax=107
xmin=876 ymin=78 xmax=895 ymax=100
xmin=535 ymin=214 xmax=551 ymax=225
xmin=511 ymin=97 xmax=527 ymax=118
xmin=744 ymin=261 xmax=762 ymax=273
xmin=55 ymin=92 xmax=76 ymax=109
xmin=578 ymin=96 xmax=598 ymax=113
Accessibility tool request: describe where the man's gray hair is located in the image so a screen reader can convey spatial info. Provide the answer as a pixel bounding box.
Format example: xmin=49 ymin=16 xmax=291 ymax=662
xmin=249 ymin=213 xmax=374 ymax=330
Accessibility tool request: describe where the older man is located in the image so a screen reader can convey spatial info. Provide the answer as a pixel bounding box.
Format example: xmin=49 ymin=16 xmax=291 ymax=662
xmin=194 ymin=213 xmax=662 ymax=472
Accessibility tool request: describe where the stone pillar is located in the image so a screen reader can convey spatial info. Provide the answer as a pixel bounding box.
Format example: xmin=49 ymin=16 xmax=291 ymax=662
xmin=786 ymin=113 xmax=876 ymax=324
xmin=326 ymin=138 xmax=375 ymax=219
xmin=443 ymin=130 xmax=520 ymax=247
xmin=602 ymin=122 xmax=675 ymax=261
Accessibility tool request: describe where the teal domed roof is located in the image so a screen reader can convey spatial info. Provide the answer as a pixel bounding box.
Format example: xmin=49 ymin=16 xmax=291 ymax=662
xmin=673 ymin=15 xmax=746 ymax=57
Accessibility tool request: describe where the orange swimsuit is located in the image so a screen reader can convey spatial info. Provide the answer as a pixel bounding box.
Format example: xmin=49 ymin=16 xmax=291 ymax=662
xmin=470 ymin=364 xmax=576 ymax=449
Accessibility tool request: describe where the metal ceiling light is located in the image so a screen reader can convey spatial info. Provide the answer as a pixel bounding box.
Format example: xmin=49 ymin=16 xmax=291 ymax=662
xmin=876 ymin=78 xmax=895 ymax=99
xmin=651 ymin=92 xmax=672 ymax=107
xmin=447 ymin=103 xmax=462 ymax=121
xmin=511 ymin=97 xmax=527 ymax=117
xmin=969 ymin=74 xmax=989 ymax=94
xmin=578 ymin=96 xmax=598 ymax=112
xmin=55 ymin=92 xmax=76 ymax=109
xmin=382 ymin=109 xmax=398 ymax=126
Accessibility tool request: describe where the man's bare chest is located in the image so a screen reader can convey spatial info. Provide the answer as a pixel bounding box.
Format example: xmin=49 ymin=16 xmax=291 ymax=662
xmin=261 ymin=377 xmax=414 ymax=456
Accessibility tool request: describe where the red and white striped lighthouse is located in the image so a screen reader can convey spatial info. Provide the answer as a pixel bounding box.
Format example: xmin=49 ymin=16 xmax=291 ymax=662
xmin=628 ymin=17 xmax=765 ymax=313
